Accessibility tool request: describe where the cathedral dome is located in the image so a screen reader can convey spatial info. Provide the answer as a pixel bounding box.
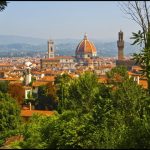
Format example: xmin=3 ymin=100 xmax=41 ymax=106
xmin=76 ymin=34 xmax=97 ymax=59
xmin=76 ymin=34 xmax=96 ymax=54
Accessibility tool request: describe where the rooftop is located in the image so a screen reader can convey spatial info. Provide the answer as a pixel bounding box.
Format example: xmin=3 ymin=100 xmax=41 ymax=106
xmin=21 ymin=110 xmax=55 ymax=117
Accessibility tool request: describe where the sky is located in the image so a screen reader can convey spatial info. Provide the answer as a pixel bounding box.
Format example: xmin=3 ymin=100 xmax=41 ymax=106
xmin=0 ymin=1 xmax=140 ymax=42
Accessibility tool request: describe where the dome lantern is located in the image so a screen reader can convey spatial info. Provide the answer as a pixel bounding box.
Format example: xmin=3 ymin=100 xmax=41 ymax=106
xmin=84 ymin=33 xmax=88 ymax=40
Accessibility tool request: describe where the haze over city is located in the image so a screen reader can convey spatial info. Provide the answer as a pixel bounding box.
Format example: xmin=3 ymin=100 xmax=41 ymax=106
xmin=0 ymin=1 xmax=140 ymax=42
xmin=1 ymin=1 xmax=150 ymax=149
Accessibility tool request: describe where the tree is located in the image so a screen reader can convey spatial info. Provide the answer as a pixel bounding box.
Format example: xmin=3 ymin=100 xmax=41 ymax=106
xmin=36 ymin=85 xmax=48 ymax=110
xmin=9 ymin=68 xmax=150 ymax=149
xmin=111 ymin=77 xmax=150 ymax=148
xmin=0 ymin=92 xmax=21 ymax=132
xmin=86 ymin=66 xmax=150 ymax=149
xmin=55 ymin=73 xmax=72 ymax=113
xmin=0 ymin=81 xmax=9 ymax=93
xmin=0 ymin=1 xmax=7 ymax=12
xmin=106 ymin=66 xmax=129 ymax=85
xmin=36 ymin=83 xmax=58 ymax=110
xmin=0 ymin=92 xmax=21 ymax=146
xmin=46 ymin=82 xmax=58 ymax=110
xmin=8 ymin=83 xmax=25 ymax=105
xmin=58 ymin=72 xmax=99 ymax=113
xmin=118 ymin=1 xmax=150 ymax=93
xmin=104 ymin=66 xmax=150 ymax=148
xmin=22 ymin=111 xmax=97 ymax=149
xmin=17 ymin=114 xmax=49 ymax=149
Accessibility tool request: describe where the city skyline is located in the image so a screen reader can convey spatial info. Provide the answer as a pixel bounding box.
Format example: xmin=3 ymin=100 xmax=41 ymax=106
xmin=0 ymin=1 xmax=140 ymax=42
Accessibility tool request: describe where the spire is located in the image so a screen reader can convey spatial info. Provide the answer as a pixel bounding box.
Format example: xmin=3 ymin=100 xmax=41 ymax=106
xmin=119 ymin=29 xmax=123 ymax=34
xmin=84 ymin=33 xmax=88 ymax=40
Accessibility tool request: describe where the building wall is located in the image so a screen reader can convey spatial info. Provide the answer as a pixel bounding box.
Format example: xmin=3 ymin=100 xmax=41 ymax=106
xmin=25 ymin=89 xmax=32 ymax=99
xmin=41 ymin=58 xmax=75 ymax=70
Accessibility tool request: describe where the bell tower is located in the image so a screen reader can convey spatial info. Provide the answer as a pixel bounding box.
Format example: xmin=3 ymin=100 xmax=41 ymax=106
xmin=48 ymin=40 xmax=54 ymax=58
xmin=117 ymin=30 xmax=124 ymax=60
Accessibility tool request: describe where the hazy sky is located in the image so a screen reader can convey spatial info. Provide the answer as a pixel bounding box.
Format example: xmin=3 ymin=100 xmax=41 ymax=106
xmin=0 ymin=1 xmax=140 ymax=42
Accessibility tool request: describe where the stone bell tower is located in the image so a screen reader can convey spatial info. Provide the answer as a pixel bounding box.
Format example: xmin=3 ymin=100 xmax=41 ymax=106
xmin=117 ymin=30 xmax=124 ymax=60
xmin=48 ymin=39 xmax=54 ymax=58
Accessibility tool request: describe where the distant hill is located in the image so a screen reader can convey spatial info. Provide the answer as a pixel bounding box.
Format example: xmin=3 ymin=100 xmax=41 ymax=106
xmin=0 ymin=35 xmax=141 ymax=57
xmin=0 ymin=35 xmax=47 ymax=45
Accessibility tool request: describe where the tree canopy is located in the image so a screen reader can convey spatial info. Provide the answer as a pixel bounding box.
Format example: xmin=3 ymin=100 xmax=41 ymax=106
xmin=0 ymin=92 xmax=21 ymax=146
xmin=0 ymin=1 xmax=7 ymax=12
xmin=10 ymin=68 xmax=150 ymax=149
xmin=118 ymin=1 xmax=150 ymax=93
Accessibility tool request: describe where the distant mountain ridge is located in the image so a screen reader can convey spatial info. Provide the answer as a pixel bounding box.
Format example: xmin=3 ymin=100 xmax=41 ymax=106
xmin=0 ymin=35 xmax=47 ymax=45
xmin=0 ymin=35 xmax=141 ymax=57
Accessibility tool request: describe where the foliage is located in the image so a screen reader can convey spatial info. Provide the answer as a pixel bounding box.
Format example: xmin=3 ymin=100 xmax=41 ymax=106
xmin=46 ymin=82 xmax=58 ymax=110
xmin=0 ymin=92 xmax=21 ymax=146
xmin=68 ymin=72 xmax=99 ymax=113
xmin=0 ymin=81 xmax=9 ymax=93
xmin=55 ymin=73 xmax=72 ymax=113
xmin=8 ymin=83 xmax=25 ymax=105
xmin=0 ymin=92 xmax=21 ymax=132
xmin=130 ymin=30 xmax=144 ymax=46
xmin=119 ymin=1 xmax=150 ymax=93
xmin=0 ymin=1 xmax=7 ymax=12
xmin=36 ymin=82 xmax=58 ymax=110
xmin=17 ymin=114 xmax=50 ymax=149
xmin=36 ymin=85 xmax=48 ymax=110
xmin=106 ymin=65 xmax=128 ymax=85
xmin=112 ymin=84 xmax=150 ymax=149
xmin=5 ymin=68 xmax=150 ymax=149
xmin=18 ymin=111 xmax=98 ymax=149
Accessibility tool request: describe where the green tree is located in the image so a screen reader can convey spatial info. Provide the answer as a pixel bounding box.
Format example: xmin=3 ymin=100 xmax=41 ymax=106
xmin=0 ymin=92 xmax=21 ymax=146
xmin=0 ymin=1 xmax=7 ymax=12
xmin=103 ymin=66 xmax=150 ymax=148
xmin=46 ymin=82 xmax=58 ymax=110
xmin=68 ymin=72 xmax=100 ymax=113
xmin=37 ymin=85 xmax=48 ymax=110
xmin=118 ymin=1 xmax=150 ymax=93
xmin=90 ymin=66 xmax=150 ymax=149
xmin=8 ymin=83 xmax=25 ymax=105
xmin=112 ymin=78 xmax=150 ymax=149
xmin=0 ymin=81 xmax=9 ymax=93
xmin=106 ymin=65 xmax=128 ymax=85
xmin=55 ymin=73 xmax=72 ymax=113
xmin=39 ymin=110 xmax=97 ymax=149
xmin=37 ymin=83 xmax=58 ymax=110
xmin=17 ymin=114 xmax=49 ymax=149
xmin=9 ymin=67 xmax=150 ymax=149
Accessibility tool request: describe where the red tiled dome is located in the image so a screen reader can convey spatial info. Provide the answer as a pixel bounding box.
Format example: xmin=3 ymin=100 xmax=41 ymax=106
xmin=76 ymin=34 xmax=96 ymax=54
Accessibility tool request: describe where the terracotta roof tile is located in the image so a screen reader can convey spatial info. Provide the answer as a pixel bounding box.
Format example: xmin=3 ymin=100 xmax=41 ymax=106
xmin=0 ymin=77 xmax=20 ymax=81
xmin=139 ymin=79 xmax=148 ymax=89
xmin=38 ymin=76 xmax=55 ymax=82
xmin=32 ymin=81 xmax=48 ymax=87
xmin=21 ymin=110 xmax=54 ymax=117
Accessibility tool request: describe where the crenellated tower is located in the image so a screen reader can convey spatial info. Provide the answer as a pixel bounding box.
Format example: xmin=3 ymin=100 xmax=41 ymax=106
xmin=117 ymin=30 xmax=124 ymax=60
